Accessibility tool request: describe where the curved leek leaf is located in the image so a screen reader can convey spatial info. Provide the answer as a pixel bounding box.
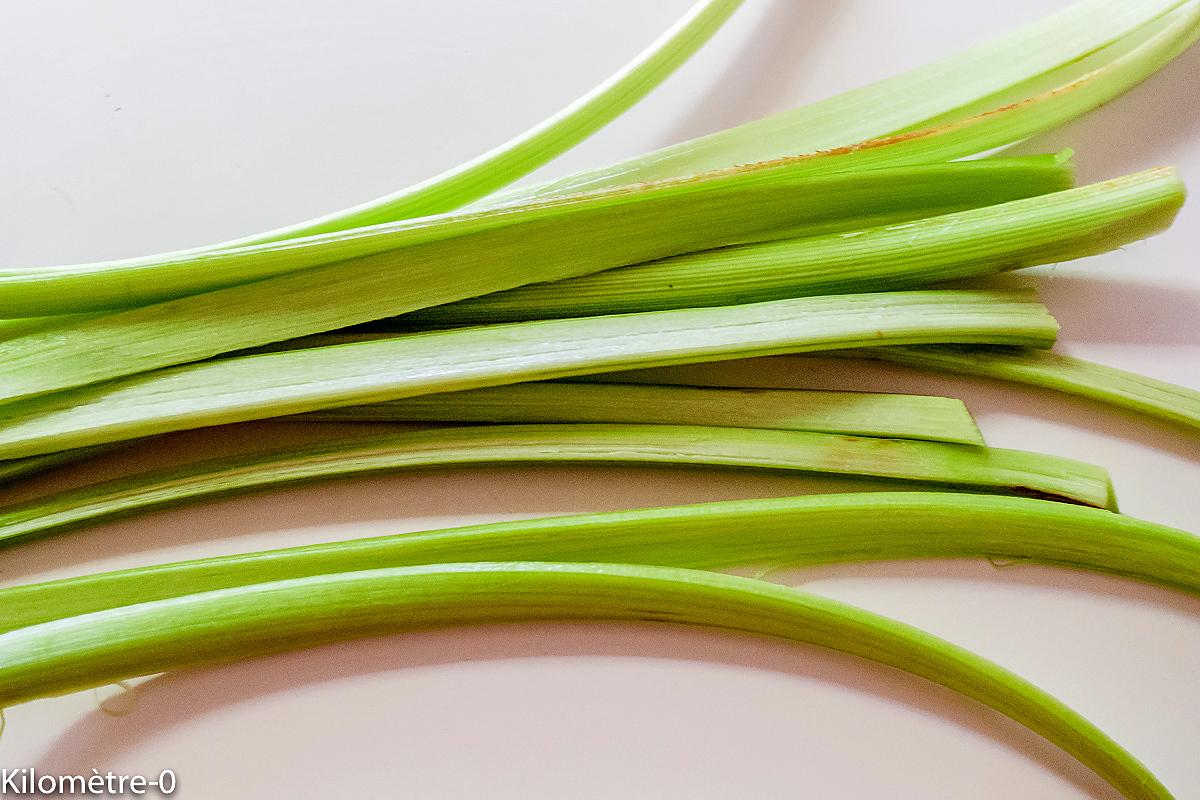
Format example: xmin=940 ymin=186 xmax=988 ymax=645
xmin=0 ymin=290 xmax=1058 ymax=460
xmin=0 ymin=151 xmax=1069 ymax=320
xmin=9 ymin=0 xmax=740 ymax=274
xmin=804 ymin=3 xmax=1200 ymax=176
xmin=0 ymin=161 xmax=1072 ymax=405
xmin=0 ymin=424 xmax=1114 ymax=550
xmin=486 ymin=0 xmax=1196 ymax=204
xmin=0 ymin=314 xmax=101 ymax=342
xmin=0 ymin=447 xmax=115 ymax=484
xmin=0 ymin=562 xmax=1172 ymax=800
xmin=4 ymin=492 xmax=1196 ymax=635
xmin=8 ymin=0 xmax=1189 ymax=306
xmin=299 ymin=381 xmax=985 ymax=445
xmin=228 ymin=0 xmax=744 ymax=244
xmin=609 ymin=1 xmax=1200 ymax=201
xmin=0 ymin=382 xmax=984 ymax=487
xmin=860 ymin=346 xmax=1200 ymax=433
xmin=410 ymin=167 xmax=1183 ymax=323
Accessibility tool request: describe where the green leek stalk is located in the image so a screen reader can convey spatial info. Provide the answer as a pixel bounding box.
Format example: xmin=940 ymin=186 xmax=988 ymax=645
xmin=298 ymin=381 xmax=985 ymax=445
xmin=0 ymin=562 xmax=1172 ymax=800
xmin=3 ymin=491 xmax=1195 ymax=634
xmin=491 ymin=0 xmax=1199 ymax=204
xmin=0 ymin=161 xmax=1071 ymax=405
xmin=0 ymin=154 xmax=1068 ymax=320
xmin=0 ymin=382 xmax=984 ymax=487
xmin=860 ymin=346 xmax=1200 ymax=433
xmin=0 ymin=448 xmax=115 ymax=483
xmin=225 ymin=0 xmax=744 ymax=244
xmin=0 ymin=313 xmax=102 ymax=342
xmin=17 ymin=0 xmax=739 ymax=273
xmin=0 ymin=425 xmax=1114 ymax=550
xmin=13 ymin=0 xmax=1193 ymax=314
xmin=672 ymin=1 xmax=1200 ymax=190
xmin=3 ymin=0 xmax=1191 ymax=320
xmin=37 ymin=0 xmax=1185 ymax=278
xmin=407 ymin=167 xmax=1184 ymax=324
xmin=0 ymin=289 xmax=1058 ymax=460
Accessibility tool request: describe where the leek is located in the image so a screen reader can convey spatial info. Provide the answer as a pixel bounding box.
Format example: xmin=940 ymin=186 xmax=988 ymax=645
xmin=3 ymin=492 xmax=1195 ymax=634
xmin=0 ymin=562 xmax=1171 ymax=800
xmin=299 ymin=381 xmax=985 ymax=445
xmin=0 ymin=425 xmax=1115 ymax=550
xmin=0 ymin=314 xmax=101 ymax=342
xmin=410 ymin=167 xmax=1184 ymax=324
xmin=0 ymin=382 xmax=984 ymax=487
xmin=12 ymin=0 xmax=1191 ymax=312
xmin=0 ymin=154 xmax=1069 ymax=319
xmin=3 ymin=0 xmax=1193 ymax=317
xmin=14 ymin=0 xmax=740 ymax=269
xmin=227 ymin=0 xmax=744 ymax=244
xmin=861 ymin=346 xmax=1200 ymax=433
xmin=487 ymin=0 xmax=1198 ymax=203
xmin=0 ymin=161 xmax=1072 ymax=405
xmin=26 ymin=0 xmax=1186 ymax=277
xmin=0 ymin=290 xmax=1058 ymax=460
xmin=0 ymin=448 xmax=114 ymax=484
xmin=659 ymin=1 xmax=1200 ymax=193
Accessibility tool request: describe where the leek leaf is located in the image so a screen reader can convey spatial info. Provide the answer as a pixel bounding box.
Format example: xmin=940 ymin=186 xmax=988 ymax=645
xmin=229 ymin=0 xmax=745 ymax=244
xmin=0 ymin=290 xmax=1058 ymax=460
xmin=0 ymin=562 xmax=1171 ymax=800
xmin=4 ymin=492 xmax=1195 ymax=634
xmin=411 ymin=166 xmax=1183 ymax=324
xmin=13 ymin=0 xmax=740 ymax=269
xmin=0 ymin=382 xmax=984 ymax=487
xmin=486 ymin=0 xmax=1198 ymax=203
xmin=299 ymin=381 xmax=985 ymax=445
xmin=861 ymin=346 xmax=1200 ymax=433
xmin=0 ymin=424 xmax=1114 ymax=551
xmin=0 ymin=160 xmax=1071 ymax=402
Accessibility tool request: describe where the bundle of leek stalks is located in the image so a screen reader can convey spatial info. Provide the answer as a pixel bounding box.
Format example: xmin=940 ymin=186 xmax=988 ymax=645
xmin=3 ymin=0 xmax=1200 ymax=797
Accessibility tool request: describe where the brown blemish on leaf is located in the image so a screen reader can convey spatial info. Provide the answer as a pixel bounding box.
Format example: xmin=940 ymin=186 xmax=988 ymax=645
xmin=532 ymin=65 xmax=1109 ymax=208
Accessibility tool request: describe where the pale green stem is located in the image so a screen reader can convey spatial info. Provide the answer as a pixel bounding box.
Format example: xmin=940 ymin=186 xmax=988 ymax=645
xmin=0 ymin=290 xmax=1058 ymax=460
xmin=0 ymin=447 xmax=116 ymax=483
xmin=486 ymin=0 xmax=1196 ymax=203
xmin=3 ymin=492 xmax=1194 ymax=634
xmin=0 ymin=424 xmax=1113 ymax=551
xmin=10 ymin=0 xmax=740 ymax=274
xmin=0 ymin=381 xmax=983 ymax=488
xmin=0 ymin=562 xmax=1173 ymax=799
xmin=0 ymin=154 xmax=1068 ymax=328
xmin=227 ymin=0 xmax=745 ymax=243
xmin=0 ymin=161 xmax=1072 ymax=403
xmin=298 ymin=381 xmax=985 ymax=445
xmin=409 ymin=167 xmax=1184 ymax=324
xmin=858 ymin=346 xmax=1200 ymax=434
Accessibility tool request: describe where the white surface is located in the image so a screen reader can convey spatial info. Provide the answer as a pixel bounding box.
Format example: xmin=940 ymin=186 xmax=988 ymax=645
xmin=2 ymin=1 xmax=1199 ymax=797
